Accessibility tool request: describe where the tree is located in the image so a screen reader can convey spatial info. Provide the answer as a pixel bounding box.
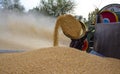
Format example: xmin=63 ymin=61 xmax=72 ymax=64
xmin=0 ymin=0 xmax=24 ymax=12
xmin=39 ymin=0 xmax=75 ymax=16
xmin=0 ymin=0 xmax=12 ymax=10
xmin=88 ymin=8 xmax=99 ymax=25
xmin=8 ymin=0 xmax=24 ymax=12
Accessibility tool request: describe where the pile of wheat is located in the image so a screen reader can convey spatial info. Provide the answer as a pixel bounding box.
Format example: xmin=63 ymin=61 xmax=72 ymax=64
xmin=0 ymin=47 xmax=120 ymax=74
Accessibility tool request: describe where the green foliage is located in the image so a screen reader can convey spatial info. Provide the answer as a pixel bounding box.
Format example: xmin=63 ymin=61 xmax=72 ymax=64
xmin=8 ymin=0 xmax=24 ymax=12
xmin=88 ymin=8 xmax=99 ymax=25
xmin=40 ymin=0 xmax=75 ymax=16
xmin=0 ymin=0 xmax=24 ymax=12
xmin=0 ymin=0 xmax=12 ymax=9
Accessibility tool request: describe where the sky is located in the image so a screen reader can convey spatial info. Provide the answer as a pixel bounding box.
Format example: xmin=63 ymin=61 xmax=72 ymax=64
xmin=20 ymin=0 xmax=120 ymax=19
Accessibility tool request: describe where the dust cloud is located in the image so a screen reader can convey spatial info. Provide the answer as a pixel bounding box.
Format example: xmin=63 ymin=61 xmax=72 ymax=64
xmin=0 ymin=12 xmax=70 ymax=50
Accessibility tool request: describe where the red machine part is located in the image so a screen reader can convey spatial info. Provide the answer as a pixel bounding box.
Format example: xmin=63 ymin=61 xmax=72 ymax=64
xmin=99 ymin=11 xmax=118 ymax=23
xmin=82 ymin=39 xmax=88 ymax=51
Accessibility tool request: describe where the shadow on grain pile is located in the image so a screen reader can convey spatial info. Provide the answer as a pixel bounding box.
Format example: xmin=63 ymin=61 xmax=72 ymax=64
xmin=0 ymin=47 xmax=120 ymax=74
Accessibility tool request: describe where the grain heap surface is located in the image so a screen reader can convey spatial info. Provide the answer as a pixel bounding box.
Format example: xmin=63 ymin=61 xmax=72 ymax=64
xmin=0 ymin=47 xmax=120 ymax=74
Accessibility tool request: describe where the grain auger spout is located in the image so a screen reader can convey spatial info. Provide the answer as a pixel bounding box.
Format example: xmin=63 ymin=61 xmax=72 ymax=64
xmin=53 ymin=14 xmax=87 ymax=47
